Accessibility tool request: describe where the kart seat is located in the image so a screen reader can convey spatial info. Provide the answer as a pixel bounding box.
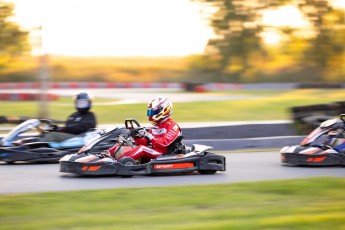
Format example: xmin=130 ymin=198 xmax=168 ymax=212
xmin=164 ymin=136 xmax=186 ymax=155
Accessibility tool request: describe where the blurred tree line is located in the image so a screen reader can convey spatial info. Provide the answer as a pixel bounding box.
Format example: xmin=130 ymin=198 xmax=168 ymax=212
xmin=0 ymin=2 xmax=29 ymax=75
xmin=1 ymin=0 xmax=345 ymax=83
xmin=189 ymin=0 xmax=345 ymax=83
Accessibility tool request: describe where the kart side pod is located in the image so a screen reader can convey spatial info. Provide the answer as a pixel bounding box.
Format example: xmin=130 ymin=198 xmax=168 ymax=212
xmin=59 ymin=144 xmax=226 ymax=176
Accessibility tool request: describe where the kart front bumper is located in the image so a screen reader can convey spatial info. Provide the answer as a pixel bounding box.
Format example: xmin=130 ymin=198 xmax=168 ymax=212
xmin=281 ymin=152 xmax=345 ymax=166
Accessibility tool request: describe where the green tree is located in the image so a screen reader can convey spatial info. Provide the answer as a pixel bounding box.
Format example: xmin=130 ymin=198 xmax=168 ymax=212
xmin=197 ymin=1 xmax=260 ymax=82
xmin=191 ymin=0 xmax=291 ymax=82
xmin=298 ymin=0 xmax=345 ymax=81
xmin=193 ymin=0 xmax=345 ymax=83
xmin=0 ymin=1 xmax=29 ymax=71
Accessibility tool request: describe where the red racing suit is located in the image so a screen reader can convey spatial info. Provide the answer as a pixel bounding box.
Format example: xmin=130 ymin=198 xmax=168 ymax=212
xmin=107 ymin=118 xmax=181 ymax=163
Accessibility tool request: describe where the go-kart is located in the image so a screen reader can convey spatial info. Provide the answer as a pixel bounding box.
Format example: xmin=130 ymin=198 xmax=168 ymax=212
xmin=0 ymin=119 xmax=115 ymax=164
xmin=280 ymin=114 xmax=345 ymax=166
xmin=60 ymin=118 xmax=226 ymax=177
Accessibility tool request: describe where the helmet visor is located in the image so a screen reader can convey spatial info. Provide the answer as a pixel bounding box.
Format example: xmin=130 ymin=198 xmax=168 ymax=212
xmin=147 ymin=109 xmax=160 ymax=116
xmin=76 ymin=99 xmax=90 ymax=109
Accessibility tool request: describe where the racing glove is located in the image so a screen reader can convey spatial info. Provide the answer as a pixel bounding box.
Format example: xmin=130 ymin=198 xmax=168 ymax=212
xmin=49 ymin=124 xmax=58 ymax=131
xmin=137 ymin=128 xmax=153 ymax=140
xmin=145 ymin=132 xmax=153 ymax=140
xmin=135 ymin=128 xmax=145 ymax=137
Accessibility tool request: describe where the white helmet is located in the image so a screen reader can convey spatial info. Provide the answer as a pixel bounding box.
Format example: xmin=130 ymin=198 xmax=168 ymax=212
xmin=147 ymin=97 xmax=173 ymax=125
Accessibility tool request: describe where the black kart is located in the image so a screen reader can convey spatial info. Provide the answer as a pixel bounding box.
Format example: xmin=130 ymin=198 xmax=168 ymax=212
xmin=281 ymin=115 xmax=345 ymax=166
xmin=60 ymin=119 xmax=226 ymax=176
xmin=0 ymin=119 xmax=115 ymax=164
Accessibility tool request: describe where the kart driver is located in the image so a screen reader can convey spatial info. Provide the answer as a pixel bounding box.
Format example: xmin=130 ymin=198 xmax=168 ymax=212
xmin=40 ymin=92 xmax=97 ymax=142
xmin=106 ymin=97 xmax=182 ymax=163
xmin=324 ymin=128 xmax=345 ymax=151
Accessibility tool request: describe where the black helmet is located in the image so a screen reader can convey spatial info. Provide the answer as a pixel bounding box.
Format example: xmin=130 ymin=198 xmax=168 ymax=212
xmin=74 ymin=92 xmax=93 ymax=113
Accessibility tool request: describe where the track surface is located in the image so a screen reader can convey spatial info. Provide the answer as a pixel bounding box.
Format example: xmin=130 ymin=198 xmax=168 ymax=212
xmin=1 ymin=151 xmax=344 ymax=194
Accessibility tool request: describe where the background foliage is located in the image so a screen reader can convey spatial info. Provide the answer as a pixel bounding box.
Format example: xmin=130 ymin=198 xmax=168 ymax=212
xmin=189 ymin=0 xmax=345 ymax=83
xmin=0 ymin=2 xmax=29 ymax=72
xmin=1 ymin=0 xmax=345 ymax=83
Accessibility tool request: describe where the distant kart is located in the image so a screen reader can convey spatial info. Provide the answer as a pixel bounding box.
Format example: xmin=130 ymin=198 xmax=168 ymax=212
xmin=60 ymin=118 xmax=226 ymax=177
xmin=280 ymin=115 xmax=345 ymax=166
xmin=0 ymin=119 xmax=115 ymax=164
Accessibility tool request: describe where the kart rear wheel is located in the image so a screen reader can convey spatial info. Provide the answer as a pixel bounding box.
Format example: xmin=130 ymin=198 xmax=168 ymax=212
xmin=197 ymin=170 xmax=217 ymax=175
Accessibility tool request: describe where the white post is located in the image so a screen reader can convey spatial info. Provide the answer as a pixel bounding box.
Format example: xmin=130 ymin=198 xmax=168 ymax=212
xmin=36 ymin=26 xmax=50 ymax=118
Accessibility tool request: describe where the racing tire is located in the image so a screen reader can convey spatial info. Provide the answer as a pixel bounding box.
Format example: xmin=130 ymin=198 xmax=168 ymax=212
xmin=119 ymin=157 xmax=137 ymax=178
xmin=119 ymin=157 xmax=137 ymax=166
xmin=197 ymin=170 xmax=217 ymax=175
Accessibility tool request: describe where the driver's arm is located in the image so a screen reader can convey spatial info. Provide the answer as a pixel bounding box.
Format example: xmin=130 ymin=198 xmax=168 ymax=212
xmin=149 ymin=125 xmax=181 ymax=148
xmin=61 ymin=112 xmax=96 ymax=134
xmin=133 ymin=135 xmax=150 ymax=146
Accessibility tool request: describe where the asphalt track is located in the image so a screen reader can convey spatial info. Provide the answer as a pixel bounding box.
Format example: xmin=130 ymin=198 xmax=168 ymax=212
xmin=1 ymin=151 xmax=344 ymax=194
xmin=0 ymin=89 xmax=343 ymax=194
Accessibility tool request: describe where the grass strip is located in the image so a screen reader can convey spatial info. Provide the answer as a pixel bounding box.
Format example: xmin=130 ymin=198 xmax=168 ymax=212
xmin=1 ymin=89 xmax=345 ymax=125
xmin=0 ymin=177 xmax=344 ymax=230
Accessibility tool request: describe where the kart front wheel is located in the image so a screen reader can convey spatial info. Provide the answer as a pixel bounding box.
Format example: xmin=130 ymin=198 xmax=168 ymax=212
xmin=119 ymin=157 xmax=137 ymax=166
xmin=197 ymin=170 xmax=217 ymax=175
xmin=119 ymin=157 xmax=136 ymax=178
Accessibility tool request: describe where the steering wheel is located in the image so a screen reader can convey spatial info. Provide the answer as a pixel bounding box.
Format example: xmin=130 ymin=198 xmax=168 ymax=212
xmin=124 ymin=118 xmax=143 ymax=137
xmin=37 ymin=119 xmax=56 ymax=132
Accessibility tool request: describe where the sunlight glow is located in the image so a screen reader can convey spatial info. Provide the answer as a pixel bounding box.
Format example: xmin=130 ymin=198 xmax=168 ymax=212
xmin=261 ymin=30 xmax=282 ymax=45
xmin=10 ymin=0 xmax=214 ymax=57
xmin=9 ymin=1 xmax=341 ymax=56
xmin=331 ymin=0 xmax=345 ymax=9
xmin=261 ymin=6 xmax=311 ymax=45
xmin=262 ymin=6 xmax=309 ymax=28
